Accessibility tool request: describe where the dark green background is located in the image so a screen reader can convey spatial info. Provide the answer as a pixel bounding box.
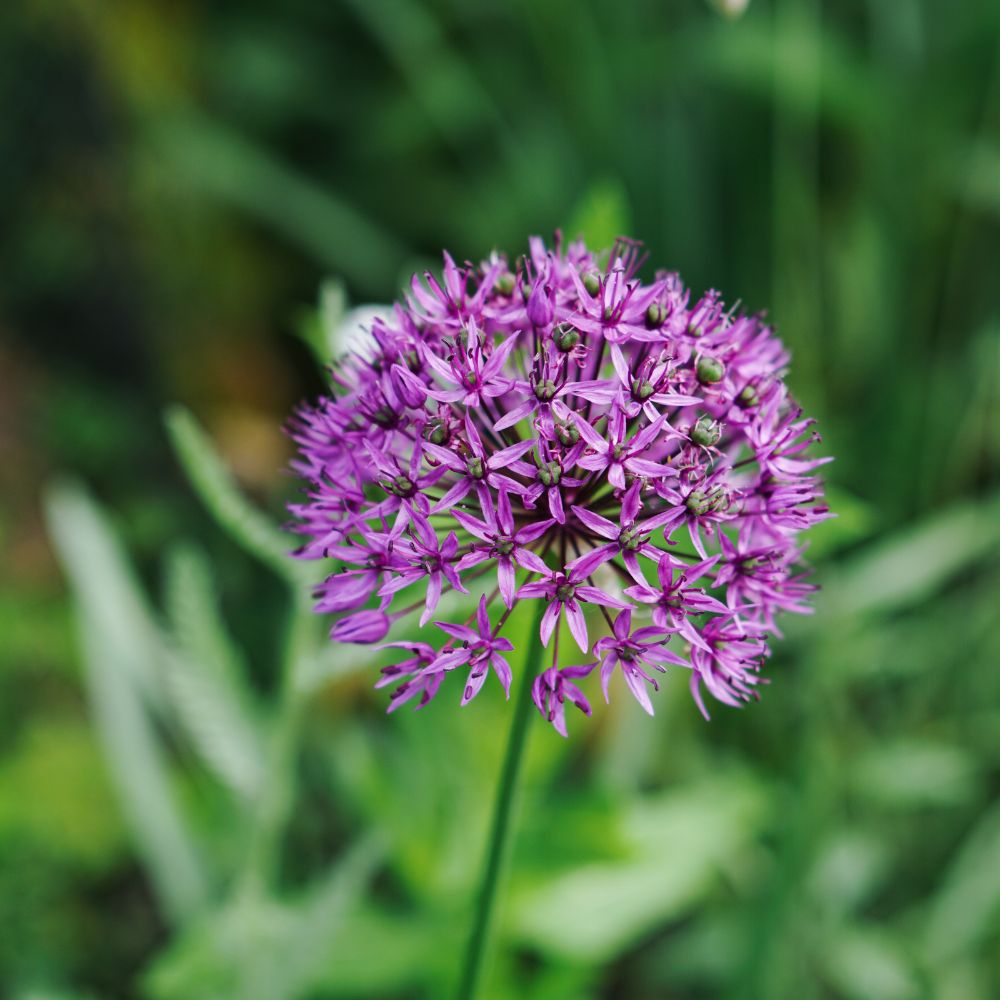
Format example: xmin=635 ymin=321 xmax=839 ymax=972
xmin=2 ymin=1 xmax=999 ymax=997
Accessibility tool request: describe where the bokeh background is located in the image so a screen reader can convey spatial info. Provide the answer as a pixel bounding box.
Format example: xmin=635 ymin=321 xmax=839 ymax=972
xmin=2 ymin=1 xmax=1000 ymax=997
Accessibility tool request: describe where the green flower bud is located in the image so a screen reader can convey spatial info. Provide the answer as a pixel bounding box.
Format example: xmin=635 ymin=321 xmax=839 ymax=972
xmin=685 ymin=490 xmax=710 ymax=515
xmin=494 ymin=273 xmax=515 ymax=296
xmin=582 ymin=272 xmax=601 ymax=297
xmin=554 ymin=324 xmax=581 ymax=352
xmin=645 ymin=303 xmax=667 ymax=328
xmin=424 ymin=420 xmax=448 ymax=445
xmin=555 ymin=420 xmax=579 ymax=446
xmin=631 ymin=377 xmax=656 ymax=401
xmin=388 ymin=474 xmax=415 ymax=497
xmin=690 ymin=416 xmax=721 ymax=447
xmin=538 ymin=461 xmax=562 ymax=487
xmin=467 ymin=456 xmax=485 ymax=480
xmin=696 ymin=356 xmax=726 ymax=385
xmin=533 ymin=380 xmax=558 ymax=401
xmin=737 ymin=384 xmax=759 ymax=408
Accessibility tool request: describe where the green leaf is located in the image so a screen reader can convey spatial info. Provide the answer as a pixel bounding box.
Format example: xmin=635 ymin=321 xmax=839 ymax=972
xmin=162 ymin=544 xmax=266 ymax=803
xmin=144 ymin=836 xmax=384 ymax=1000
xmin=563 ymin=178 xmax=632 ymax=252
xmin=509 ymin=775 xmax=768 ymax=962
xmin=925 ymin=801 xmax=1000 ymax=963
xmin=850 ymin=740 xmax=981 ymax=810
xmin=820 ymin=925 xmax=920 ymax=1000
xmin=816 ymin=491 xmax=1000 ymax=622
xmin=44 ymin=481 xmax=209 ymax=925
xmin=164 ymin=406 xmax=300 ymax=582
xmin=294 ymin=278 xmax=348 ymax=368
xmin=149 ymin=113 xmax=410 ymax=296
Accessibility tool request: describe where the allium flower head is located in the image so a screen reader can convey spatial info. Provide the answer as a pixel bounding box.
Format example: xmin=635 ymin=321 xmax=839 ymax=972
xmin=288 ymin=234 xmax=830 ymax=733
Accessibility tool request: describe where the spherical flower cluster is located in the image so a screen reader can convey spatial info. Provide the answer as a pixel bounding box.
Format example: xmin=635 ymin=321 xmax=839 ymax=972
xmin=288 ymin=235 xmax=830 ymax=734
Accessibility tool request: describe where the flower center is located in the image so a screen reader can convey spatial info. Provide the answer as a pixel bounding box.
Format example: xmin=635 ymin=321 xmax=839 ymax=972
xmin=619 ymin=524 xmax=643 ymax=551
xmin=555 ymin=582 xmax=577 ymax=602
xmin=631 ymin=377 xmax=655 ymax=401
xmin=534 ymin=380 xmax=558 ymax=402
xmin=538 ymin=461 xmax=562 ymax=487
xmin=387 ymin=474 xmax=416 ymax=497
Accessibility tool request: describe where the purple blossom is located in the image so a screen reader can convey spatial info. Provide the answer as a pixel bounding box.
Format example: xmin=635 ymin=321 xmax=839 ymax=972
xmin=515 ymin=560 xmax=629 ymax=653
xmin=592 ymin=609 xmax=690 ymax=715
xmin=688 ymin=617 xmax=770 ymax=720
xmin=330 ymin=610 xmax=391 ymax=644
xmin=288 ymin=234 xmax=830 ymax=730
xmin=431 ymin=596 xmax=515 ymax=704
xmin=532 ymin=664 xmax=593 ymax=737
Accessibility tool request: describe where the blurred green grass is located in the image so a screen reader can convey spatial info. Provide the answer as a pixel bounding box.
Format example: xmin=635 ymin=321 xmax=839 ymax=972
xmin=2 ymin=0 xmax=1000 ymax=997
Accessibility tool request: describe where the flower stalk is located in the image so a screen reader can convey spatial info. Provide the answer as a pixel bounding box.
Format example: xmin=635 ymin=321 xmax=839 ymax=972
xmin=456 ymin=600 xmax=547 ymax=1000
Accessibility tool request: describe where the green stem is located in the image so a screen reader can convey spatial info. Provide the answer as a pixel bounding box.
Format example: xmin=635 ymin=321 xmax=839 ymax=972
xmin=456 ymin=602 xmax=547 ymax=999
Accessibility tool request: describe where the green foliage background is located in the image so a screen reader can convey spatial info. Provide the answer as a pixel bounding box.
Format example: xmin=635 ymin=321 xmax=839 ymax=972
xmin=1 ymin=0 xmax=999 ymax=997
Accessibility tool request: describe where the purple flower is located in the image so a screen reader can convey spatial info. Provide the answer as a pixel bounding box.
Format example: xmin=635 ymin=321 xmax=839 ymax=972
xmin=688 ymin=617 xmax=770 ymax=719
xmin=623 ymin=553 xmax=728 ymax=650
xmin=376 ymin=518 xmax=468 ymax=626
xmin=592 ymin=609 xmax=690 ymax=715
xmin=453 ymin=490 xmax=552 ymax=608
xmin=330 ymin=610 xmax=391 ymax=644
xmin=431 ymin=596 xmax=516 ymax=704
xmin=288 ymin=235 xmax=830 ymax=730
xmin=532 ymin=664 xmax=593 ymax=737
xmin=516 ymin=560 xmax=629 ymax=653
xmin=572 ymin=404 xmax=679 ymax=490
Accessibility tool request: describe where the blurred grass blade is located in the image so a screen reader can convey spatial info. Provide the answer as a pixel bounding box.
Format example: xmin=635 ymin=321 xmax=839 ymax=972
xmin=510 ymin=776 xmax=767 ymax=962
xmin=45 ymin=482 xmax=209 ymax=924
xmin=149 ymin=114 xmax=409 ymax=296
xmin=295 ymin=279 xmax=348 ymax=369
xmin=820 ymin=925 xmax=919 ymax=1000
xmin=142 ymin=836 xmax=384 ymax=1000
xmin=165 ymin=406 xmax=299 ymax=582
xmin=817 ymin=490 xmax=1000 ymax=621
xmin=278 ymin=834 xmax=387 ymax=996
xmin=925 ymin=802 xmax=1000 ymax=963
xmin=163 ymin=544 xmax=266 ymax=803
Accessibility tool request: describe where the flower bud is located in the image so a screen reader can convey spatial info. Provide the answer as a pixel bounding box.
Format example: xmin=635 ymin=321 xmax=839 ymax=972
xmin=690 ymin=416 xmax=721 ymax=447
xmin=737 ymin=384 xmax=759 ymax=408
xmin=538 ymin=461 xmax=562 ymax=487
xmin=696 ymin=356 xmax=726 ymax=385
xmin=554 ymin=324 xmax=581 ymax=352
xmin=494 ymin=272 xmax=515 ymax=296
xmin=645 ymin=303 xmax=667 ymax=328
xmin=582 ymin=272 xmax=601 ymax=297
xmin=331 ymin=610 xmax=390 ymax=644
xmin=555 ymin=420 xmax=579 ymax=446
xmin=533 ymin=379 xmax=558 ymax=401
xmin=386 ymin=474 xmax=415 ymax=497
xmin=424 ymin=420 xmax=449 ymax=445
xmin=527 ymin=280 xmax=554 ymax=327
